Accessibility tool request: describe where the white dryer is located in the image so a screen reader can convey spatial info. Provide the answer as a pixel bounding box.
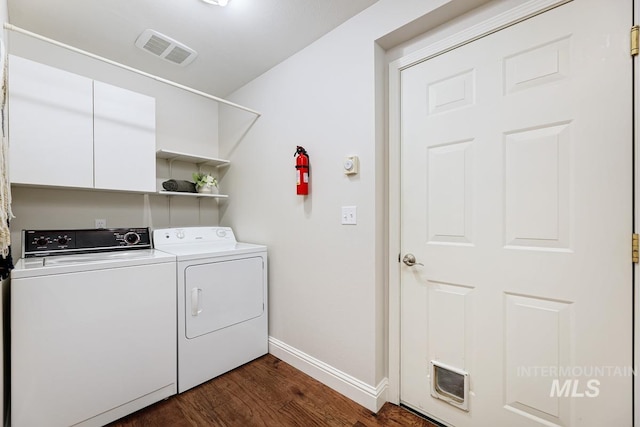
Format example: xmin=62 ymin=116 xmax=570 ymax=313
xmin=153 ymin=226 xmax=268 ymax=393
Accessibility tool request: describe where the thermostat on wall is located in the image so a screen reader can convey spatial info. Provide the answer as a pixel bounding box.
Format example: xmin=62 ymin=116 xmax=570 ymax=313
xmin=344 ymin=156 xmax=359 ymax=175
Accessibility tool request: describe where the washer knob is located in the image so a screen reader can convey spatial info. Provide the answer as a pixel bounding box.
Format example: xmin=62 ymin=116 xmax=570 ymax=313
xmin=36 ymin=237 xmax=48 ymax=246
xmin=176 ymin=230 xmax=185 ymax=239
xmin=124 ymin=232 xmax=140 ymax=245
xmin=57 ymin=236 xmax=68 ymax=245
xmin=216 ymin=229 xmax=227 ymax=238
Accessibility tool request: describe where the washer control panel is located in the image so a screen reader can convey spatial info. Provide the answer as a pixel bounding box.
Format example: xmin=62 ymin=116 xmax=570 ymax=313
xmin=23 ymin=228 xmax=151 ymax=258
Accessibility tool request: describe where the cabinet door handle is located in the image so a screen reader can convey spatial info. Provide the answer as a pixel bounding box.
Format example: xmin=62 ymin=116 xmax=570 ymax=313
xmin=191 ymin=288 xmax=203 ymax=316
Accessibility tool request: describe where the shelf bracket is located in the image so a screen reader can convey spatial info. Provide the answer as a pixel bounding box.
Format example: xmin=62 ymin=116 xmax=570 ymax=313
xmin=167 ymin=157 xmax=177 ymax=178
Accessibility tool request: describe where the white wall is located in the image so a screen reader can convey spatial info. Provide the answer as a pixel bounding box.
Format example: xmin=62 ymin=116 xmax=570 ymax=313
xmin=7 ymin=32 xmax=223 ymax=251
xmin=219 ymin=0 xmax=487 ymax=409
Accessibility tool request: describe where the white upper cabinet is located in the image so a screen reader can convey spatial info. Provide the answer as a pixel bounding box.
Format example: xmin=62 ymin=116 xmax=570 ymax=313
xmin=8 ymin=55 xmax=94 ymax=188
xmin=94 ymin=81 xmax=156 ymax=192
xmin=8 ymin=55 xmax=157 ymax=192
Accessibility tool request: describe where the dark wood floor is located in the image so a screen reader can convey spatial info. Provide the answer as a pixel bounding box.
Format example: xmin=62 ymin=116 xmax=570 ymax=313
xmin=107 ymin=354 xmax=438 ymax=427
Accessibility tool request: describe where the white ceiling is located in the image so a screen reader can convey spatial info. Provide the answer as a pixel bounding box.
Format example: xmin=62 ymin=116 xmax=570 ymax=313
xmin=7 ymin=0 xmax=378 ymax=97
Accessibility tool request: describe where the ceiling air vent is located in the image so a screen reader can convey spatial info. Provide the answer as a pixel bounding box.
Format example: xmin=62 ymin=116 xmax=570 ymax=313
xmin=134 ymin=29 xmax=198 ymax=66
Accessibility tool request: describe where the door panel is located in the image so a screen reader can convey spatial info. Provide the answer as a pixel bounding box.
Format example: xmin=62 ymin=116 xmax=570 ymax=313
xmin=400 ymin=1 xmax=632 ymax=426
xmin=184 ymin=257 xmax=264 ymax=339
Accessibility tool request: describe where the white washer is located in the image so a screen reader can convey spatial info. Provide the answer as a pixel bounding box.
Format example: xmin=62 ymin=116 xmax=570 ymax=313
xmin=11 ymin=228 xmax=177 ymax=427
xmin=153 ymin=226 xmax=268 ymax=393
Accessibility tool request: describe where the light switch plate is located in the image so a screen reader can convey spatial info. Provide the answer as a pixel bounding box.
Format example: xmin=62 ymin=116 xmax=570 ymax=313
xmin=341 ymin=206 xmax=357 ymax=225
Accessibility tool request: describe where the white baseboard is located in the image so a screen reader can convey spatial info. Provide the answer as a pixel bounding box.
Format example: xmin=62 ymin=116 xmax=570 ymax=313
xmin=268 ymin=336 xmax=388 ymax=412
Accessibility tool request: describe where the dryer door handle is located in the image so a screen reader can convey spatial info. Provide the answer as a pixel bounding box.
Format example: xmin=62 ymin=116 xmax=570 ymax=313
xmin=191 ymin=288 xmax=203 ymax=316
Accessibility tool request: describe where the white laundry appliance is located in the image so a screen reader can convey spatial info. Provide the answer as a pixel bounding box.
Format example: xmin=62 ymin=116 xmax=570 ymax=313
xmin=11 ymin=228 xmax=177 ymax=427
xmin=153 ymin=226 xmax=268 ymax=393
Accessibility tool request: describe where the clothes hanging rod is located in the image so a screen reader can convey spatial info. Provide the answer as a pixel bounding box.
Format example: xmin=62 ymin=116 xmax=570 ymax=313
xmin=3 ymin=23 xmax=261 ymax=117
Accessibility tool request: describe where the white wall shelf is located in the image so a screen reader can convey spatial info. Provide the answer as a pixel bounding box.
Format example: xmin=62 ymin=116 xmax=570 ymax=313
xmin=156 ymin=149 xmax=229 ymax=200
xmin=157 ymin=191 xmax=228 ymax=199
xmin=156 ymin=149 xmax=230 ymax=167
xmin=5 ymin=23 xmax=262 ymax=118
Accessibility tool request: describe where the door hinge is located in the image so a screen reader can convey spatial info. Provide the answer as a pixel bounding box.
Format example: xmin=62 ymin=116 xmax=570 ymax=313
xmin=633 ymin=234 xmax=639 ymax=263
xmin=631 ymin=25 xmax=639 ymax=56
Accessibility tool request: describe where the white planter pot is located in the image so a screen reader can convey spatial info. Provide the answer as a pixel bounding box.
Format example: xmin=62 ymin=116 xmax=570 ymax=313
xmin=197 ymin=185 xmax=218 ymax=194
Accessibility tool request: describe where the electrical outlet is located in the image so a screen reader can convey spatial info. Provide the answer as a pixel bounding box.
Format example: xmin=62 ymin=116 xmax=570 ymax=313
xmin=95 ymin=219 xmax=107 ymax=229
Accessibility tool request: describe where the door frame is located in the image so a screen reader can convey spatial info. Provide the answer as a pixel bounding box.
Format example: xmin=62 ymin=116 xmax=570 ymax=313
xmin=386 ymin=0 xmax=634 ymax=410
xmin=634 ymin=0 xmax=639 ymax=423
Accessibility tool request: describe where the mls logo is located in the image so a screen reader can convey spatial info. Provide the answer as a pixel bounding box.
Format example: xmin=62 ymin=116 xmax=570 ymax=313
xmin=550 ymin=379 xmax=600 ymax=398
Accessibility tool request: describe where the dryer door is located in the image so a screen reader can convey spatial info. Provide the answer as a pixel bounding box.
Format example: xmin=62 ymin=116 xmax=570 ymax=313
xmin=184 ymin=256 xmax=264 ymax=339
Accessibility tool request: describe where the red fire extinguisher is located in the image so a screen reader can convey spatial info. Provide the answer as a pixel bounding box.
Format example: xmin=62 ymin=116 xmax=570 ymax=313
xmin=294 ymin=146 xmax=310 ymax=195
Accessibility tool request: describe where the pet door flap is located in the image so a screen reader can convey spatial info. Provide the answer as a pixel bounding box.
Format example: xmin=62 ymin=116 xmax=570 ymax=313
xmin=430 ymin=360 xmax=469 ymax=411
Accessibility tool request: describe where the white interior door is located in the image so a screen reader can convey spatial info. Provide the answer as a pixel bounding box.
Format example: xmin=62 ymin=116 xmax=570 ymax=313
xmin=399 ymin=1 xmax=632 ymax=426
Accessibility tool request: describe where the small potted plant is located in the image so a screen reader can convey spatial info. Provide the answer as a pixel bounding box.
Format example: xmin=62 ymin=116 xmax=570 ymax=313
xmin=192 ymin=172 xmax=218 ymax=194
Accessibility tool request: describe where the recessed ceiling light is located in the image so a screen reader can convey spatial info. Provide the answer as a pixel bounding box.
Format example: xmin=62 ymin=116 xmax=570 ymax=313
xmin=201 ymin=0 xmax=230 ymax=6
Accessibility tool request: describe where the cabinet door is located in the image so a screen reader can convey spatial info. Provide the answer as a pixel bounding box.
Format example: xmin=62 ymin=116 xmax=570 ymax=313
xmin=8 ymin=55 xmax=94 ymax=188
xmin=94 ymin=81 xmax=156 ymax=192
